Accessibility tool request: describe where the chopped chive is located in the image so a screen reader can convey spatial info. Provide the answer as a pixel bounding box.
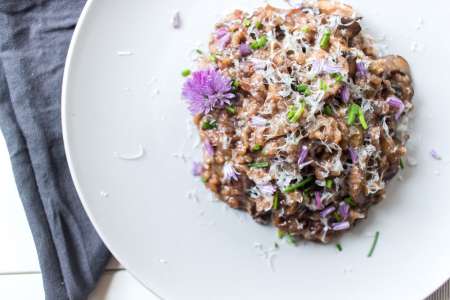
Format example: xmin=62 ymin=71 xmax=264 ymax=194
xmin=323 ymin=104 xmax=333 ymax=116
xmin=209 ymin=54 xmax=217 ymax=63
xmin=320 ymin=29 xmax=332 ymax=49
xmin=201 ymin=119 xmax=217 ymax=130
xmin=325 ymin=178 xmax=334 ymax=189
xmin=181 ymin=69 xmax=191 ymax=77
xmin=273 ymin=191 xmax=279 ymax=210
xmin=336 ymin=243 xmax=343 ymax=252
xmin=319 ymin=79 xmax=328 ymax=91
xmin=251 ymin=144 xmax=262 ymax=152
xmin=231 ymin=79 xmax=240 ymax=93
xmin=367 ymin=231 xmax=380 ymax=258
xmin=301 ymin=26 xmax=310 ymax=33
xmin=283 ymin=176 xmax=314 ymax=193
xmin=250 ymin=35 xmax=268 ymax=50
xmin=286 ymin=234 xmax=297 ymax=246
xmin=400 ymin=158 xmax=405 ymax=169
xmin=347 ymin=103 xmax=360 ymax=125
xmin=296 ymin=83 xmax=312 ymax=96
xmin=287 ymin=105 xmax=296 ymax=120
xmin=277 ymin=229 xmax=286 ymax=239
xmin=249 ymin=161 xmax=270 ymax=169
xmin=201 ymin=177 xmax=207 ymax=183
xmin=288 ymin=101 xmax=305 ymax=123
xmin=331 ymin=72 xmax=344 ymax=82
xmin=358 ymin=108 xmax=368 ymax=130
xmin=333 ymin=211 xmax=342 ymax=222
xmin=225 ymin=105 xmax=236 ymax=115
xmin=243 ymin=18 xmax=251 ymax=27
xmin=344 ymin=196 xmax=356 ymax=207
xmin=274 ymin=242 xmax=279 ymax=249
xmin=255 ymin=20 xmax=264 ymax=30
xmin=195 ymin=49 xmax=203 ymax=54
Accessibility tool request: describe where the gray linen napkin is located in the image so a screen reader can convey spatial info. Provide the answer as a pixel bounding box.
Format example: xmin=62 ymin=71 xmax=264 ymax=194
xmin=0 ymin=1 xmax=110 ymax=299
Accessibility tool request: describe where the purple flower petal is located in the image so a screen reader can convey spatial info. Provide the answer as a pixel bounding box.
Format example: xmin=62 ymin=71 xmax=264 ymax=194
xmin=223 ymin=162 xmax=240 ymax=182
xmin=386 ymin=96 xmax=405 ymax=120
xmin=320 ymin=206 xmax=336 ymax=218
xmin=258 ymin=183 xmax=276 ymax=196
xmin=216 ymin=27 xmax=228 ymax=39
xmin=349 ymin=147 xmax=358 ymax=164
xmin=356 ymin=61 xmax=368 ymax=77
xmin=332 ymin=221 xmax=350 ymax=231
xmin=340 ymin=84 xmax=350 ymax=103
xmin=431 ymin=149 xmax=442 ymax=160
xmin=192 ymin=162 xmax=203 ymax=176
xmin=251 ymin=116 xmax=268 ymax=127
xmin=217 ymin=32 xmax=231 ymax=50
xmin=204 ymin=140 xmax=214 ymax=156
xmin=311 ymin=59 xmax=342 ymax=75
xmin=298 ymin=145 xmax=308 ymax=166
xmin=315 ymin=191 xmax=323 ymax=209
xmin=239 ymin=43 xmax=252 ymax=57
xmin=182 ymin=69 xmax=234 ymax=115
xmin=338 ymin=202 xmax=350 ymax=221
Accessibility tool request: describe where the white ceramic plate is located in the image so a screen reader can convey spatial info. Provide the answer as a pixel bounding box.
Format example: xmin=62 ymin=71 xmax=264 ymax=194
xmin=62 ymin=1 xmax=450 ymax=299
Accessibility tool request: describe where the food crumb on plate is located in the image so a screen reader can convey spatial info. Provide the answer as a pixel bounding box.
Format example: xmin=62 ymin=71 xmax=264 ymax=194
xmin=114 ymin=144 xmax=146 ymax=161
xmin=116 ymin=51 xmax=133 ymax=56
xmin=159 ymin=259 xmax=168 ymax=264
xmin=100 ymin=191 xmax=109 ymax=198
xmin=171 ymin=11 xmax=182 ymax=29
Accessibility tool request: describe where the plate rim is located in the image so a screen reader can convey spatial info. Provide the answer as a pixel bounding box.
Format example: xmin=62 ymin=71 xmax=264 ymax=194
xmin=61 ymin=1 xmax=447 ymax=299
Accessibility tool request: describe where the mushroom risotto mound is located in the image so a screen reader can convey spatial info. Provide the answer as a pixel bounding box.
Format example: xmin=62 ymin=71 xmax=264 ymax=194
xmin=182 ymin=1 xmax=413 ymax=243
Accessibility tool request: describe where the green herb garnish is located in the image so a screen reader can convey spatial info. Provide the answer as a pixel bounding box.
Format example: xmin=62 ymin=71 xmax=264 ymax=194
xmin=319 ymin=79 xmax=328 ymax=91
xmin=288 ymin=101 xmax=305 ymax=123
xmin=358 ymin=109 xmax=368 ymax=130
xmin=344 ymin=196 xmax=356 ymax=207
xmin=249 ymin=161 xmax=270 ymax=169
xmin=325 ymin=178 xmax=334 ymax=189
xmin=323 ymin=104 xmax=333 ymax=116
xmin=367 ymin=231 xmax=380 ymax=258
xmin=274 ymin=242 xmax=280 ymax=249
xmin=255 ymin=20 xmax=264 ymax=30
xmin=301 ymin=26 xmax=310 ymax=33
xmin=331 ymin=73 xmax=344 ymax=82
xmin=400 ymin=158 xmax=405 ymax=170
xmin=251 ymin=144 xmax=262 ymax=152
xmin=243 ymin=18 xmax=251 ymax=27
xmin=283 ymin=176 xmax=314 ymax=193
xmin=250 ymin=35 xmax=268 ymax=50
xmin=296 ymin=83 xmax=312 ymax=96
xmin=277 ymin=229 xmax=286 ymax=239
xmin=201 ymin=119 xmax=217 ymax=130
xmin=225 ymin=105 xmax=236 ymax=115
xmin=286 ymin=234 xmax=297 ymax=246
xmin=195 ymin=49 xmax=203 ymax=54
xmin=347 ymin=103 xmax=360 ymax=126
xmin=333 ymin=211 xmax=342 ymax=222
xmin=336 ymin=243 xmax=343 ymax=252
xmin=201 ymin=177 xmax=208 ymax=183
xmin=209 ymin=54 xmax=217 ymax=63
xmin=273 ymin=191 xmax=279 ymax=210
xmin=181 ymin=69 xmax=191 ymax=77
xmin=320 ymin=29 xmax=331 ymax=49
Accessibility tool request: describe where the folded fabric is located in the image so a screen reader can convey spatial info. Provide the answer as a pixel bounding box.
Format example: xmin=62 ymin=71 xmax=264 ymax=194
xmin=0 ymin=1 xmax=110 ymax=299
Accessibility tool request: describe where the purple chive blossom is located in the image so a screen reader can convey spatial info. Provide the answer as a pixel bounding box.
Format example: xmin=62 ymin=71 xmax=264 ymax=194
xmin=332 ymin=221 xmax=350 ymax=231
xmin=239 ymin=43 xmax=252 ymax=57
xmin=223 ymin=162 xmax=240 ymax=182
xmin=192 ymin=162 xmax=203 ymax=176
xmin=311 ymin=59 xmax=342 ymax=75
xmin=338 ymin=202 xmax=350 ymax=221
xmin=340 ymin=84 xmax=350 ymax=103
xmin=356 ymin=61 xmax=368 ymax=77
xmin=320 ymin=206 xmax=336 ymax=218
xmin=203 ymin=140 xmax=214 ymax=156
xmin=315 ymin=191 xmax=323 ymax=209
xmin=431 ymin=149 xmax=442 ymax=160
xmin=386 ymin=96 xmax=405 ymax=120
xmin=349 ymin=147 xmax=358 ymax=164
xmin=258 ymin=183 xmax=276 ymax=196
xmin=298 ymin=145 xmax=309 ymax=166
xmin=215 ymin=27 xmax=228 ymax=39
xmin=251 ymin=116 xmax=268 ymax=127
xmin=182 ymin=69 xmax=235 ymax=115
